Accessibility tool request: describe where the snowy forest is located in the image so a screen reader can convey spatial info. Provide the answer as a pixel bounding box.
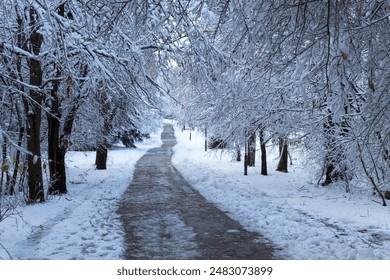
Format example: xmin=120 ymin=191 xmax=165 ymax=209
xmin=1 ymin=0 xmax=390 ymax=260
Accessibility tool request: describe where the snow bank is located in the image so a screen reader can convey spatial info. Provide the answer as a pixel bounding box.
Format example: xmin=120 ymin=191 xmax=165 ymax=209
xmin=0 ymin=128 xmax=162 ymax=260
xmin=172 ymin=126 xmax=390 ymax=260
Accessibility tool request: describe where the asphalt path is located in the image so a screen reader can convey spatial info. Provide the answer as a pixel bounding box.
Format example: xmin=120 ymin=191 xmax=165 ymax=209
xmin=117 ymin=124 xmax=274 ymax=259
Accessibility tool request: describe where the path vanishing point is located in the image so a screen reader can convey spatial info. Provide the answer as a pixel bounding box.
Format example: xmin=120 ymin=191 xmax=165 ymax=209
xmin=117 ymin=124 xmax=274 ymax=259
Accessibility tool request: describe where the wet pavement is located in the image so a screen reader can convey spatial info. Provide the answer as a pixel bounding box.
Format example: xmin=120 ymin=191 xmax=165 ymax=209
xmin=117 ymin=124 xmax=274 ymax=259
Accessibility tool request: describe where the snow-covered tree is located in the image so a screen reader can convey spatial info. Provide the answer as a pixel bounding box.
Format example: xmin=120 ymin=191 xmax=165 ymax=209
xmin=170 ymin=0 xmax=390 ymax=203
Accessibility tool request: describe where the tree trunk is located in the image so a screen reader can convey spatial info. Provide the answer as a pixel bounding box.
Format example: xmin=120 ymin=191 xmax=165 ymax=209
xmin=1 ymin=136 xmax=7 ymax=194
xmin=323 ymin=152 xmax=345 ymax=186
xmin=47 ymin=114 xmax=68 ymax=195
xmin=95 ymin=89 xmax=116 ymax=170
xmin=260 ymin=130 xmax=267 ymax=175
xmin=323 ymin=163 xmax=335 ymax=186
xmin=46 ymin=2 xmax=82 ymax=194
xmin=248 ymin=132 xmax=256 ymax=167
xmin=25 ymin=110 xmax=44 ymax=202
xmin=244 ymin=132 xmax=248 ymax=175
xmin=96 ymin=144 xmax=108 ymax=170
xmin=204 ymin=127 xmax=207 ymax=152
xmin=9 ymin=126 xmax=24 ymax=196
xmin=46 ymin=69 xmax=70 ymax=195
xmin=322 ymin=112 xmax=346 ymax=185
xmin=25 ymin=6 xmax=44 ymax=203
xmin=47 ymin=93 xmax=60 ymax=194
xmin=276 ymin=139 xmax=288 ymax=173
xmin=48 ymin=143 xmax=67 ymax=195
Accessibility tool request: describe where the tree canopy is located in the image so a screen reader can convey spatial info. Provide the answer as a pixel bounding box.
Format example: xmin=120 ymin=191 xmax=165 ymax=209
xmin=1 ymin=0 xmax=389 ymax=205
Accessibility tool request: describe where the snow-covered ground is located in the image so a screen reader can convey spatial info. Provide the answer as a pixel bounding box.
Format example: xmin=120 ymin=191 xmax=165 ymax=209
xmin=1 ymin=120 xmax=390 ymax=260
xmin=172 ymin=123 xmax=390 ymax=260
xmin=0 ymin=128 xmax=163 ymax=260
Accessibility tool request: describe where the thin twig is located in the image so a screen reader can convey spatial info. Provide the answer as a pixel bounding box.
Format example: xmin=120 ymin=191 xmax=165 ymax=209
xmin=0 ymin=242 xmax=13 ymax=260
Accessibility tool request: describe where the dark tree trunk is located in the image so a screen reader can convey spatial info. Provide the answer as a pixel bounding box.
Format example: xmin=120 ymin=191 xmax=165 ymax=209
xmin=323 ymin=163 xmax=335 ymax=186
xmin=47 ymin=6 xmax=64 ymax=195
xmin=260 ymin=130 xmax=267 ymax=176
xmin=204 ymin=127 xmax=207 ymax=152
xmin=236 ymin=145 xmax=241 ymax=162
xmin=96 ymin=144 xmax=108 ymax=170
xmin=322 ymin=112 xmax=346 ymax=185
xmin=57 ymin=147 xmax=67 ymax=193
xmin=244 ymin=134 xmax=248 ymax=175
xmin=50 ymin=102 xmax=78 ymax=193
xmin=46 ymin=3 xmax=80 ymax=195
xmin=25 ymin=7 xmax=44 ymax=203
xmin=47 ymin=112 xmax=68 ymax=195
xmin=46 ymin=71 xmax=69 ymax=195
xmin=276 ymin=139 xmax=288 ymax=173
xmin=248 ymin=133 xmax=256 ymax=167
xmin=25 ymin=110 xmax=44 ymax=202
xmin=95 ymin=89 xmax=116 ymax=170
xmin=323 ymin=153 xmax=345 ymax=186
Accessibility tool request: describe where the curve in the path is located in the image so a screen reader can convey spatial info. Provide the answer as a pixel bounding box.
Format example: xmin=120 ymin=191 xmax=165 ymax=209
xmin=117 ymin=124 xmax=274 ymax=259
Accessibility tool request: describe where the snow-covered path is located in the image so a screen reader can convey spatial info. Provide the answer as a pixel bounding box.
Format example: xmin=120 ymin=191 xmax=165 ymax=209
xmin=117 ymin=124 xmax=274 ymax=259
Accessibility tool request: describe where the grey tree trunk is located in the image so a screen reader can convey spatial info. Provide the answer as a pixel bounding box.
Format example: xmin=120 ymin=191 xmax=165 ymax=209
xmin=276 ymin=139 xmax=288 ymax=173
xmin=248 ymin=133 xmax=256 ymax=167
xmin=95 ymin=89 xmax=116 ymax=170
xmin=204 ymin=127 xmax=207 ymax=152
xmin=1 ymin=136 xmax=8 ymax=194
xmin=236 ymin=145 xmax=241 ymax=162
xmin=9 ymin=126 xmax=24 ymax=196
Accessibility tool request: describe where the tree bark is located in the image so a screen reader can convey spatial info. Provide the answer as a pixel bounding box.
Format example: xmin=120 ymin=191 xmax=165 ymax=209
xmin=94 ymin=88 xmax=117 ymax=170
xmin=236 ymin=145 xmax=241 ymax=162
xmin=276 ymin=139 xmax=288 ymax=173
xmin=322 ymin=112 xmax=346 ymax=185
xmin=244 ymin=132 xmax=248 ymax=175
xmin=47 ymin=110 xmax=68 ymax=195
xmin=248 ymin=132 xmax=256 ymax=167
xmin=25 ymin=107 xmax=44 ymax=202
xmin=1 ymin=136 xmax=7 ymax=194
xmin=204 ymin=127 xmax=207 ymax=152
xmin=25 ymin=6 xmax=44 ymax=203
xmin=260 ymin=130 xmax=267 ymax=175
xmin=46 ymin=3 xmax=84 ymax=195
xmin=95 ymin=144 xmax=108 ymax=170
xmin=9 ymin=126 xmax=24 ymax=196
